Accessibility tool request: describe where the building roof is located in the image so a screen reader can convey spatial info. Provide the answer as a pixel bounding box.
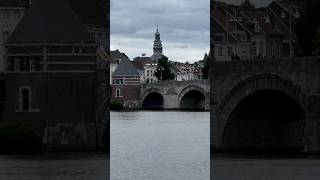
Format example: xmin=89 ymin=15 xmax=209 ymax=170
xmin=131 ymin=61 xmax=145 ymax=71
xmin=132 ymin=56 xmax=158 ymax=71
xmin=67 ymin=0 xmax=108 ymax=26
xmin=0 ymin=0 xmax=25 ymax=8
xmin=110 ymin=50 xmax=129 ymax=64
xmin=7 ymin=0 xmax=95 ymax=44
xmin=113 ymin=58 xmax=139 ymax=76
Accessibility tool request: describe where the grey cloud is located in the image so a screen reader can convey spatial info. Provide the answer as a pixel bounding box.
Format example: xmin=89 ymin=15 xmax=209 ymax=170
xmin=111 ymin=0 xmax=209 ymax=62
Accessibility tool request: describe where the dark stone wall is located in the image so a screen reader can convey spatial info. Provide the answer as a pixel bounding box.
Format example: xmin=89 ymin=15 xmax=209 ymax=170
xmin=111 ymin=84 xmax=140 ymax=109
xmin=3 ymin=73 xmax=48 ymax=136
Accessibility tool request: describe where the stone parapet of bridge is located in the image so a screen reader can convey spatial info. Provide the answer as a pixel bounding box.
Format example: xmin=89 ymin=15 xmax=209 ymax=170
xmin=141 ymin=80 xmax=210 ymax=110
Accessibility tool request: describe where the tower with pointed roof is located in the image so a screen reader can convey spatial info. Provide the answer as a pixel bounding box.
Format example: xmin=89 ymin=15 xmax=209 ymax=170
xmin=151 ymin=27 xmax=163 ymax=61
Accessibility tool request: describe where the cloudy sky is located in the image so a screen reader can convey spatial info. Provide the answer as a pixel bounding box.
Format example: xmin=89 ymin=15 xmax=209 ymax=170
xmin=110 ymin=0 xmax=210 ymax=63
xmin=110 ymin=0 xmax=273 ymax=62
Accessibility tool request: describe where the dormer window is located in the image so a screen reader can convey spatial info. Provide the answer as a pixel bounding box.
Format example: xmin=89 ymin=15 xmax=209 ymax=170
xmin=266 ymin=16 xmax=271 ymax=23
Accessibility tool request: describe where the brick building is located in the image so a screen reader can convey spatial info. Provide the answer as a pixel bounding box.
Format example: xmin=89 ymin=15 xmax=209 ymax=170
xmin=111 ymin=56 xmax=140 ymax=109
xmin=3 ymin=0 xmax=109 ymax=151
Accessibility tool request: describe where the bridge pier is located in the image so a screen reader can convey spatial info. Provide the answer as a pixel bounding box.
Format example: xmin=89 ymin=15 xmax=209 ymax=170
xmin=163 ymin=95 xmax=179 ymax=110
xmin=306 ymin=93 xmax=320 ymax=153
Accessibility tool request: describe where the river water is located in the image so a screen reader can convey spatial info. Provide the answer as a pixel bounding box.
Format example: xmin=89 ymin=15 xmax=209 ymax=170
xmin=111 ymin=111 xmax=210 ymax=180
xmin=2 ymin=111 xmax=320 ymax=180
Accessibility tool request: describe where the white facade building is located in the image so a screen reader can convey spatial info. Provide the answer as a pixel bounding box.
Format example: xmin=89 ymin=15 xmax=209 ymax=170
xmin=132 ymin=56 xmax=158 ymax=84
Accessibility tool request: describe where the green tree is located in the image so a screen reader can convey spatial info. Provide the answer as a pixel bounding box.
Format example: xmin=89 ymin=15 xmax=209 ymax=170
xmin=296 ymin=0 xmax=320 ymax=56
xmin=240 ymin=0 xmax=255 ymax=9
xmin=202 ymin=53 xmax=210 ymax=79
xmin=155 ymin=55 xmax=174 ymax=81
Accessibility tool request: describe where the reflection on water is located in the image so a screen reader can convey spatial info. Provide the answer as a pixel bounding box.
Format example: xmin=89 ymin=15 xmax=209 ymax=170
xmin=0 ymin=152 xmax=108 ymax=180
xmin=111 ymin=111 xmax=210 ymax=180
xmin=212 ymin=155 xmax=320 ymax=180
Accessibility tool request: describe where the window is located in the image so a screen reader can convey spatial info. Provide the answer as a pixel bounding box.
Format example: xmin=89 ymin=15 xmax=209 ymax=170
xmin=72 ymin=47 xmax=81 ymax=54
xmin=7 ymin=57 xmax=15 ymax=71
xmin=268 ymin=43 xmax=273 ymax=57
xmin=276 ymin=43 xmax=281 ymax=57
xmin=14 ymin=11 xmax=20 ymax=20
xmin=259 ymin=42 xmax=264 ymax=56
xmin=98 ymin=33 xmax=102 ymax=44
xmin=3 ymin=10 xmax=9 ymax=20
xmin=22 ymin=89 xmax=30 ymax=110
xmin=115 ymin=88 xmax=121 ymax=97
xmin=20 ymin=87 xmax=31 ymax=111
xmin=3 ymin=31 xmax=9 ymax=42
xmin=115 ymin=79 xmax=123 ymax=84
xmin=147 ymin=70 xmax=149 ymax=76
xmin=218 ymin=47 xmax=223 ymax=56
xmin=241 ymin=33 xmax=246 ymax=41
xmin=228 ymin=46 xmax=233 ymax=56
xmin=30 ymin=56 xmax=41 ymax=71
xmin=8 ymin=56 xmax=42 ymax=72
xmin=252 ymin=42 xmax=257 ymax=56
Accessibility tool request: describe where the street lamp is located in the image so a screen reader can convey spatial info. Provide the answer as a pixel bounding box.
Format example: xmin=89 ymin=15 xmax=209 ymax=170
xmin=281 ymin=10 xmax=299 ymax=57
xmin=160 ymin=66 xmax=164 ymax=82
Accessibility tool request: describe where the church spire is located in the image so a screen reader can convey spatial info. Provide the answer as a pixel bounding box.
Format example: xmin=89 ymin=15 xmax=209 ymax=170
xmin=152 ymin=26 xmax=163 ymax=60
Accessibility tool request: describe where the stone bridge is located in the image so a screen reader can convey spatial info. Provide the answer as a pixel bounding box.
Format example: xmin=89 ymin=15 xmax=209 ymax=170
xmin=211 ymin=57 xmax=320 ymax=153
xmin=141 ymin=80 xmax=210 ymax=110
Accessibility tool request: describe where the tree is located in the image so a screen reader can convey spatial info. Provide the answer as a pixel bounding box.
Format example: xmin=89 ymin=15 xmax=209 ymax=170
xmin=295 ymin=0 xmax=320 ymax=56
xmin=313 ymin=27 xmax=320 ymax=55
xmin=240 ymin=0 xmax=255 ymax=9
xmin=155 ymin=55 xmax=174 ymax=81
xmin=202 ymin=53 xmax=210 ymax=79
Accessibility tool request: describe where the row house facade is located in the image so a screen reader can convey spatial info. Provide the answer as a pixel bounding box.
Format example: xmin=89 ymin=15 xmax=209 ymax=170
xmin=132 ymin=56 xmax=158 ymax=84
xmin=171 ymin=62 xmax=202 ymax=81
xmin=212 ymin=0 xmax=301 ymax=61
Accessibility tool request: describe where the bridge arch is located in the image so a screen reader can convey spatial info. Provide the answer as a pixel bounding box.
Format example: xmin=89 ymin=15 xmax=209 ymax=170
xmin=217 ymin=74 xmax=307 ymax=151
xmin=141 ymin=88 xmax=164 ymax=110
xmin=179 ymin=85 xmax=206 ymax=110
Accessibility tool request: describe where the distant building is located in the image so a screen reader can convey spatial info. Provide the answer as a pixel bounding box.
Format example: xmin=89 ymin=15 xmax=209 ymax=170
xmin=151 ymin=27 xmax=164 ymax=61
xmin=212 ymin=0 xmax=300 ymax=61
xmin=132 ymin=56 xmax=158 ymax=84
xmin=171 ymin=62 xmax=202 ymax=81
xmin=111 ymin=56 xmax=140 ymax=109
xmin=110 ymin=50 xmax=129 ymax=84
xmin=3 ymin=0 xmax=109 ymax=151
xmin=0 ymin=0 xmax=26 ymax=73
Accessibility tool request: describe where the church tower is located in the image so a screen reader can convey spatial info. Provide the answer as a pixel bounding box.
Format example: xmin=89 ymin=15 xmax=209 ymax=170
xmin=151 ymin=27 xmax=163 ymax=60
